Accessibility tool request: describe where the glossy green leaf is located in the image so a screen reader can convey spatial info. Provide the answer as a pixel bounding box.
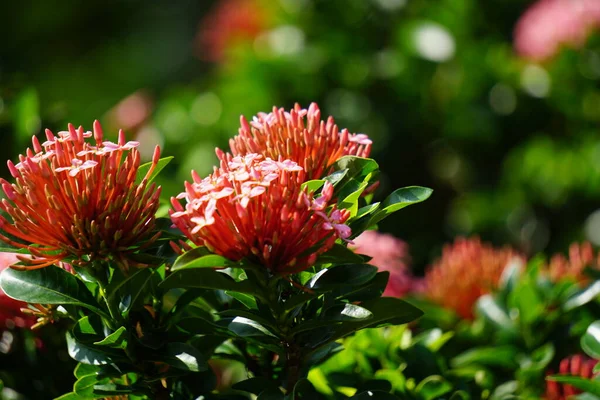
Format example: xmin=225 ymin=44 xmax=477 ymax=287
xmin=73 ymin=374 xmax=110 ymax=399
xmin=160 ymin=268 xmax=262 ymax=299
xmin=171 ymin=247 xmax=237 ymax=271
xmin=301 ymin=179 xmax=326 ymax=192
xmin=564 ymin=281 xmax=600 ymax=312
xmin=72 ymin=315 xmax=106 ymax=343
xmin=324 ymin=303 xmax=373 ymax=321
xmin=135 ymin=156 xmax=173 ymax=184
xmin=159 ymin=342 xmax=208 ymax=372
xmin=228 ymin=316 xmax=278 ymax=338
xmin=582 ymin=321 xmax=600 ymax=360
xmin=310 ymin=264 xmax=378 ymax=290
xmin=0 ymin=266 xmax=105 ymax=316
xmin=368 ymin=186 xmax=432 ymax=226
xmin=547 ymin=375 xmax=600 ymax=396
xmin=94 ymin=326 xmax=128 ymax=349
xmin=67 ymin=332 xmax=123 ymax=365
xmin=415 ymin=376 xmax=453 ymax=400
xmin=316 ymin=243 xmax=367 ymax=265
xmin=225 ymin=290 xmax=258 ymax=309
xmin=451 ymin=346 xmax=519 ymax=369
xmin=316 ymin=297 xmax=423 ymax=348
xmin=476 ymin=295 xmax=517 ymax=333
xmin=107 ymin=268 xmax=154 ymax=316
xmin=74 ymin=363 xmax=100 ymax=379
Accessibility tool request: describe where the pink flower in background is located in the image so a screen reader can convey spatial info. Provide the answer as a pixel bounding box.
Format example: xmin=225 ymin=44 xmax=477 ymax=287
xmin=514 ymin=0 xmax=600 ymax=61
xmin=196 ymin=0 xmax=269 ymax=62
xmin=351 ymin=231 xmax=423 ymax=297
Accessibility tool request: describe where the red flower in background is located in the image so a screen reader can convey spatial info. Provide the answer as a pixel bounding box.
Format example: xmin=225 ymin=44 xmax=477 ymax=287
xmin=197 ymin=0 xmax=268 ymax=62
xmin=170 ymin=153 xmax=351 ymax=275
xmin=514 ymin=0 xmax=600 ymax=61
xmin=0 ymin=253 xmax=34 ymax=329
xmin=351 ymin=231 xmax=423 ymax=297
xmin=546 ymin=242 xmax=599 ymax=284
xmin=227 ymin=103 xmax=372 ymax=181
xmin=546 ymin=354 xmax=598 ymax=400
xmin=0 ymin=122 xmax=162 ymax=271
xmin=425 ymin=237 xmax=524 ymax=319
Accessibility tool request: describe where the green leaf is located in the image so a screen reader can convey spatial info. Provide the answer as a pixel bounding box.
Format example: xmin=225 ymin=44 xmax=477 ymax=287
xmin=283 ymin=292 xmax=318 ymax=312
xmin=310 ymin=264 xmax=378 ymax=290
xmin=0 ymin=266 xmax=105 ymax=317
xmin=301 ymin=179 xmax=326 ymax=192
xmin=171 ymin=247 xmax=238 ymax=271
xmin=452 ymin=346 xmax=519 ymax=369
xmin=135 ymin=156 xmax=173 ymax=184
xmin=324 ymin=303 xmax=373 ymax=321
xmin=476 ymin=295 xmax=517 ymax=333
xmin=316 ymin=243 xmax=367 ymax=265
xmin=107 ymin=268 xmax=154 ymax=316
xmin=72 ymin=315 xmax=106 ymax=343
xmin=228 ymin=316 xmax=278 ymax=338
xmin=160 ymin=268 xmax=262 ymax=299
xmin=74 ymin=363 xmax=100 ymax=379
xmin=159 ymin=342 xmax=208 ymax=372
xmin=415 ymin=376 xmax=453 ymax=400
xmin=67 ymin=332 xmax=123 ymax=365
xmin=547 ymin=375 xmax=600 ymax=396
xmin=564 ymin=281 xmax=600 ymax=311
xmin=293 ymin=379 xmax=322 ymax=399
xmin=225 ymin=290 xmax=258 ymax=309
xmin=94 ymin=326 xmax=128 ymax=349
xmin=582 ymin=321 xmax=600 ymax=360
xmin=73 ymin=374 xmax=110 ymax=399
xmin=314 ymin=297 xmax=422 ymax=348
xmin=368 ymin=186 xmax=432 ymax=226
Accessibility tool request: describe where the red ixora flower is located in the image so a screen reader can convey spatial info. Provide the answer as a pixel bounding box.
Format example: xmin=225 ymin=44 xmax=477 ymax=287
xmin=0 ymin=122 xmax=162 ymax=271
xmin=546 ymin=354 xmax=598 ymax=400
xmin=425 ymin=237 xmax=525 ymax=319
xmin=546 ymin=242 xmax=599 ymax=284
xmin=170 ymin=153 xmax=351 ymax=275
xmin=227 ymin=103 xmax=372 ymax=181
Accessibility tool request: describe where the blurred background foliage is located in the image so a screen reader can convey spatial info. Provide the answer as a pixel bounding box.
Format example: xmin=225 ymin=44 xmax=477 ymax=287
xmin=2 ymin=0 xmax=600 ymax=278
xmin=3 ymin=0 xmax=600 ymax=398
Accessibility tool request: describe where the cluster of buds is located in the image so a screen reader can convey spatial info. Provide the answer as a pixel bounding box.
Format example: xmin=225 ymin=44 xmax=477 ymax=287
xmin=545 ymin=242 xmax=599 ymax=285
xmin=171 ymin=153 xmax=350 ymax=275
xmin=228 ymin=103 xmax=372 ymax=180
xmin=0 ymin=122 xmax=162 ymax=271
xmin=425 ymin=237 xmax=525 ymax=319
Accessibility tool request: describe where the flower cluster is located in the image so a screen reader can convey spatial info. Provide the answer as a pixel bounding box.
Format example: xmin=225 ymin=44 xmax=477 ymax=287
xmin=545 ymin=242 xmax=599 ymax=284
xmin=351 ymin=231 xmax=423 ymax=297
xmin=0 ymin=122 xmax=162 ymax=271
xmin=546 ymin=354 xmax=598 ymax=400
xmin=227 ymin=103 xmax=372 ymax=180
xmin=170 ymin=153 xmax=350 ymax=275
xmin=514 ymin=0 xmax=600 ymax=61
xmin=425 ymin=237 xmax=524 ymax=319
